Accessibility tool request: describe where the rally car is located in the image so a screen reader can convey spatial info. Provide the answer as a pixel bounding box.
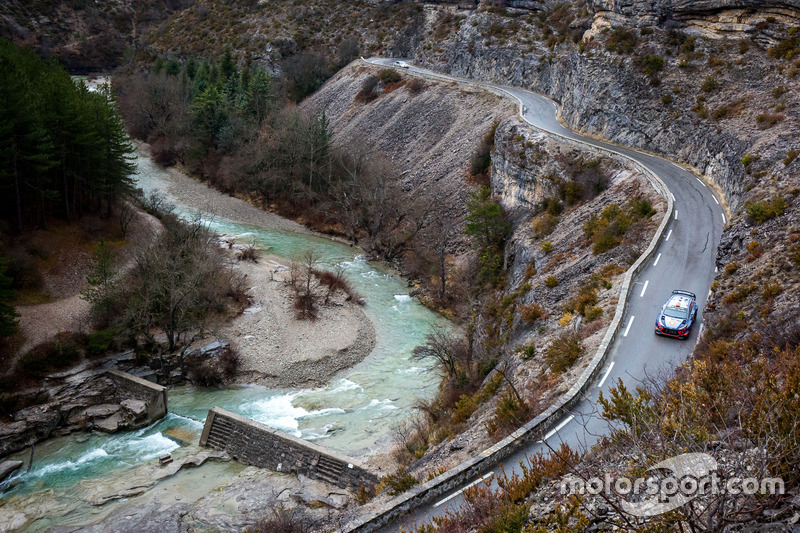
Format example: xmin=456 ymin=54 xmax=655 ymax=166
xmin=654 ymin=290 xmax=698 ymax=339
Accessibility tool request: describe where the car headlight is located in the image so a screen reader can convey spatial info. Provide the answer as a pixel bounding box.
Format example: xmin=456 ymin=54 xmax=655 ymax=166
xmin=678 ymin=320 xmax=687 ymax=330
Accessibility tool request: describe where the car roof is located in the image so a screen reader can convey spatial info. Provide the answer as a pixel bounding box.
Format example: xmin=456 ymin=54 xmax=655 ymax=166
xmin=666 ymin=294 xmax=693 ymax=310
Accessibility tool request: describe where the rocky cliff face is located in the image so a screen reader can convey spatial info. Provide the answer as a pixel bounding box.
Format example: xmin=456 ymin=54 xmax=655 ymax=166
xmin=588 ymin=0 xmax=800 ymax=32
xmin=415 ymin=2 xmax=798 ymax=217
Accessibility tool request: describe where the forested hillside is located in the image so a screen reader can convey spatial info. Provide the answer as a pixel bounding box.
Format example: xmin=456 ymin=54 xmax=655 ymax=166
xmin=0 ymin=39 xmax=135 ymax=232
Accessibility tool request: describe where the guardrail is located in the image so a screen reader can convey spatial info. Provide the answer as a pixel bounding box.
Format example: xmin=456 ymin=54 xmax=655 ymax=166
xmin=343 ymin=60 xmax=674 ymax=533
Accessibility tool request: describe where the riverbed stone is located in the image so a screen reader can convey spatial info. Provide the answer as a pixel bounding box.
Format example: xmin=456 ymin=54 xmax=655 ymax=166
xmin=0 ymin=509 xmax=28 ymax=533
xmin=84 ymin=404 xmax=121 ymax=419
xmin=120 ymin=399 xmax=148 ymax=426
xmin=94 ymin=413 xmax=123 ymax=433
xmin=0 ymin=460 xmax=23 ymax=482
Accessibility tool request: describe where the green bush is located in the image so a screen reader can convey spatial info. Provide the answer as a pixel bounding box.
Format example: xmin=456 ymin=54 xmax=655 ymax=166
xmin=692 ymin=104 xmax=709 ymax=118
xmin=546 ymin=333 xmax=583 ymax=373
xmin=628 ymin=198 xmax=655 ymax=218
xmin=486 ymin=389 xmax=530 ymax=436
xmin=378 ymin=68 xmax=401 ymax=84
xmin=661 ymin=94 xmax=673 ymax=105
xmin=768 ymin=34 xmax=799 ymax=60
xmin=606 ymin=28 xmax=637 ymax=53
xmin=744 ymin=196 xmax=786 ymax=224
xmin=85 ymin=327 xmax=120 ymax=357
xmin=564 ymin=284 xmax=598 ymax=317
xmin=756 ymin=112 xmax=784 ymax=129
xmin=518 ymin=345 xmax=537 ymax=361
xmin=585 ymin=306 xmax=604 ymax=322
xmin=773 ymin=85 xmax=788 ymax=99
xmin=545 ymin=275 xmax=558 ymax=288
xmin=532 ymin=212 xmax=559 ymax=238
xmin=786 ymin=149 xmax=799 ymax=166
xmin=741 ymin=154 xmax=754 ymax=168
xmin=384 ymin=471 xmax=418 ymax=495
xmin=700 ymin=76 xmax=719 ymax=92
xmin=19 ymin=338 xmax=82 ymax=377
xmin=584 ymin=203 xmax=631 ymax=254
xmin=478 ymin=245 xmax=504 ymax=286
xmin=584 ymin=198 xmax=653 ymax=254
xmin=639 ymin=55 xmax=664 ymax=76
xmin=540 ymin=241 xmax=553 ymax=254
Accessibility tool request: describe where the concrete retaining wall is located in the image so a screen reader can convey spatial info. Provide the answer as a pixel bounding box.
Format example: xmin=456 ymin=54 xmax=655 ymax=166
xmin=107 ymin=369 xmax=168 ymax=423
xmin=199 ymin=407 xmax=380 ymax=492
xmin=342 ymin=60 xmax=674 ymax=533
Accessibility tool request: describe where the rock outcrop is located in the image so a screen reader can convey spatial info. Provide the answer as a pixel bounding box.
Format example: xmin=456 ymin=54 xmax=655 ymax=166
xmin=0 ymin=357 xmax=168 ymax=457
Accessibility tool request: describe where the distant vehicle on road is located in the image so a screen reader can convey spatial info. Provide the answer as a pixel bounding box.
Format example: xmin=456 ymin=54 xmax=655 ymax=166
xmin=654 ymin=290 xmax=698 ymax=339
xmin=393 ymin=60 xmax=410 ymax=69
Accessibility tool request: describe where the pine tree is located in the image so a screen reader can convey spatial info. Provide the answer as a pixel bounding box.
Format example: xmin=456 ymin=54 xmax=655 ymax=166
xmin=82 ymin=240 xmax=118 ymax=327
xmin=0 ymin=256 xmax=18 ymax=338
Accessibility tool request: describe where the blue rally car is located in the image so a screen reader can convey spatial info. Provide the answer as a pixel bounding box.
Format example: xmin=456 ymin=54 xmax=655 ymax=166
xmin=654 ymin=290 xmax=698 ymax=339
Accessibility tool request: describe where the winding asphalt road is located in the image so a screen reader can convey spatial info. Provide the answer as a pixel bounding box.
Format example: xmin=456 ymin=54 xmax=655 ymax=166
xmin=364 ymin=58 xmax=725 ymax=531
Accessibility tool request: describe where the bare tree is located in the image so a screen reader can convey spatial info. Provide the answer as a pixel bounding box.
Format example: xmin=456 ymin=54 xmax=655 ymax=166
xmin=412 ymin=324 xmax=471 ymax=379
xmin=325 ymin=140 xmax=437 ymax=260
xmin=124 ymin=214 xmax=245 ymax=351
xmin=419 ymin=194 xmax=460 ymax=304
xmin=117 ymin=200 xmax=136 ymax=238
xmin=289 ymin=247 xmax=322 ymax=320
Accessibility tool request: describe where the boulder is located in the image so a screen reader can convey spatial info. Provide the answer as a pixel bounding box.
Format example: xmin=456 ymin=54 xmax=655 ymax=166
xmin=0 ymin=408 xmax=61 ymax=456
xmin=120 ymin=399 xmax=148 ymax=427
xmin=84 ymin=404 xmax=122 ymax=419
xmin=94 ymin=413 xmax=123 ymax=433
xmin=0 ymin=460 xmax=23 ymax=483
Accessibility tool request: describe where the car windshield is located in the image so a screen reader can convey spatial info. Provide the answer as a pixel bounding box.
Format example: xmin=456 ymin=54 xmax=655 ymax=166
xmin=664 ymin=301 xmax=690 ymax=319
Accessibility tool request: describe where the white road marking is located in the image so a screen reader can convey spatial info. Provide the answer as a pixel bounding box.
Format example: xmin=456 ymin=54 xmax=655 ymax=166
xmin=715 ymin=266 xmax=718 ymax=273
xmin=665 ymin=229 xmax=673 ymax=241
xmin=708 ymin=289 xmax=712 ymax=298
xmin=598 ymin=362 xmax=616 ymax=388
xmin=670 ymin=161 xmax=683 ymax=170
xmin=722 ymin=213 xmax=727 ymax=224
xmin=541 ymin=415 xmax=575 ymax=442
xmin=696 ymin=177 xmax=707 ymax=187
xmin=640 ymin=280 xmax=649 ymax=297
xmin=670 ymin=192 xmax=676 ymax=202
xmin=699 ymin=322 xmax=705 ymax=336
xmin=713 ymin=196 xmax=719 ymax=205
xmin=434 ymin=472 xmax=495 ymax=507
xmin=624 ymin=316 xmax=635 ymax=337
xmin=653 ymin=253 xmax=662 ymax=266
xmin=674 ymin=210 xmax=678 ymax=220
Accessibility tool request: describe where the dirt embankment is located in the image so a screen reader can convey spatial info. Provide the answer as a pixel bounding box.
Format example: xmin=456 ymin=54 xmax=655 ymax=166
xmin=302 ymin=62 xmax=516 ymax=248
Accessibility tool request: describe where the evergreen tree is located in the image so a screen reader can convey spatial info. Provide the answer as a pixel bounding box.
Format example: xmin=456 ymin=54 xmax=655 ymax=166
xmin=0 ymin=256 xmax=18 ymax=338
xmin=82 ymin=240 xmax=117 ymax=326
xmin=0 ymin=39 xmax=136 ymax=230
xmin=246 ymin=69 xmax=274 ymax=126
xmin=464 ymin=185 xmax=510 ymax=250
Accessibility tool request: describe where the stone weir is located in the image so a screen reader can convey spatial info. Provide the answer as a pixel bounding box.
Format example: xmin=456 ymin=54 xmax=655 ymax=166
xmin=199 ymin=407 xmax=381 ymax=492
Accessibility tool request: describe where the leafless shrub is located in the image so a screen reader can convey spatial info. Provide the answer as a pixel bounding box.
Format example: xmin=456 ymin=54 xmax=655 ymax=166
xmin=412 ymin=324 xmax=471 ymax=380
xmin=355 ymin=75 xmax=380 ymax=103
xmin=407 ymin=77 xmax=425 ymax=95
xmin=244 ymin=505 xmax=316 ymax=533
xmin=289 ymin=248 xmax=321 ymax=320
xmin=236 ymin=244 xmax=259 ymax=262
